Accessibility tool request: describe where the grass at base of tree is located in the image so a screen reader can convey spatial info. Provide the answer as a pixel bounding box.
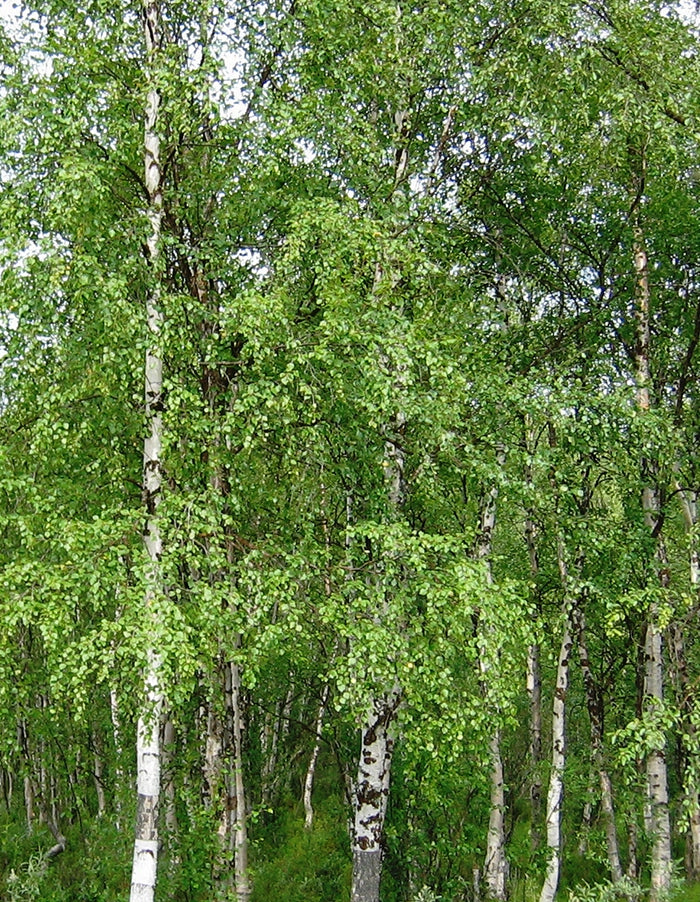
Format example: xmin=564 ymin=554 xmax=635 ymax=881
xmin=250 ymin=795 xmax=351 ymax=902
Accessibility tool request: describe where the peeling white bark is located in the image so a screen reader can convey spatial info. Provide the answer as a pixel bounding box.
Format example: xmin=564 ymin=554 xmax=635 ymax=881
xmin=476 ymin=451 xmax=508 ymax=900
xmin=129 ymin=0 xmax=165 ymax=898
xmin=352 ymin=685 xmax=401 ymax=902
xmin=539 ymin=537 xmax=573 ymax=902
xmin=539 ymin=614 xmax=572 ymax=902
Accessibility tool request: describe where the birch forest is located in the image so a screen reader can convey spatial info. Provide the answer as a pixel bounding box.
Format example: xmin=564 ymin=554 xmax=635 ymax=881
xmin=3 ymin=1 xmax=700 ymax=900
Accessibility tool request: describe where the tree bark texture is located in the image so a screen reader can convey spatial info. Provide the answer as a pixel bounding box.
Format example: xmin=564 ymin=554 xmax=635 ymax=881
xmin=539 ymin=538 xmax=573 ymax=902
xmin=130 ymin=0 xmax=165 ymax=898
xmin=351 ymin=685 xmax=401 ymax=902
xmin=539 ymin=614 xmax=572 ymax=902
xmin=476 ymin=452 xmax=508 ymax=900
xmin=227 ymin=659 xmax=251 ymax=902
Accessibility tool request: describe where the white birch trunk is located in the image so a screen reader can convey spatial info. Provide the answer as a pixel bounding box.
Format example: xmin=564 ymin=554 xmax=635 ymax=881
xmin=24 ymin=774 xmax=34 ymax=834
xmin=223 ymin=661 xmax=248 ymax=902
xmin=527 ymin=639 xmax=542 ymax=841
xmin=476 ymin=452 xmax=508 ymax=900
xmin=130 ymin=0 xmax=165 ymax=898
xmin=304 ymin=684 xmax=330 ymax=829
xmin=109 ymin=683 xmax=124 ymax=827
xmin=539 ymin=539 xmax=573 ymax=902
xmin=524 ymin=431 xmax=542 ymax=846
xmin=350 ymin=406 xmax=405 ymax=902
xmin=352 ymin=685 xmax=401 ymax=902
xmin=93 ymin=744 xmax=106 ymax=818
xmin=645 ymin=611 xmax=672 ymax=901
xmin=484 ymin=730 xmax=508 ymax=900
xmin=203 ymin=693 xmax=223 ymax=813
xmin=539 ymin=616 xmax=572 ymax=902
xmin=633 ymin=209 xmax=672 ymax=901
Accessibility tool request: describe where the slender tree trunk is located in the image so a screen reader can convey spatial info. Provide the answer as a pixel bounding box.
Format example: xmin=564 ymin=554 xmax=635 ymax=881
xmin=162 ymin=716 xmax=178 ymax=847
xmin=524 ymin=429 xmax=542 ymax=848
xmin=304 ymin=684 xmax=330 ymax=829
xmin=24 ymin=774 xmax=34 ymax=834
xmin=577 ymin=768 xmax=594 ymax=856
xmin=476 ymin=452 xmax=508 ymax=900
xmin=539 ymin=538 xmax=573 ymax=902
xmin=573 ymin=606 xmax=622 ymax=882
xmin=109 ymin=684 xmax=124 ymax=827
xmin=671 ymin=483 xmax=700 ymax=879
xmin=221 ymin=658 xmax=250 ymax=902
xmin=1 ymin=768 xmax=12 ymax=813
xmin=527 ymin=640 xmax=542 ymax=844
xmin=93 ymin=740 xmax=106 ymax=818
xmin=203 ymin=694 xmax=223 ymax=812
xmin=627 ymin=817 xmax=639 ymax=880
xmin=670 ymin=619 xmax=700 ymax=880
xmin=130 ymin=1 xmax=165 ymax=898
xmin=350 ymin=405 xmax=405 ymax=902
xmin=632 ymin=197 xmax=672 ymax=901
xmin=484 ymin=730 xmax=508 ymax=900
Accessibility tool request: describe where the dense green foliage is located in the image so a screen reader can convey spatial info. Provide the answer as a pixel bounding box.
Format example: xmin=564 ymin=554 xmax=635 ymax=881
xmin=2 ymin=0 xmax=700 ymax=899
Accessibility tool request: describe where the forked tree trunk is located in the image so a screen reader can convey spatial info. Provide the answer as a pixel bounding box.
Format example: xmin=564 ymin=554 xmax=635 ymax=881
xmin=129 ymin=0 xmax=165 ymax=897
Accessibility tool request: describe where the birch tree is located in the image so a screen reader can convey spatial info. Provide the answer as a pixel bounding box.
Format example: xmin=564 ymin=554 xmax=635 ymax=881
xmin=129 ymin=0 xmax=167 ymax=898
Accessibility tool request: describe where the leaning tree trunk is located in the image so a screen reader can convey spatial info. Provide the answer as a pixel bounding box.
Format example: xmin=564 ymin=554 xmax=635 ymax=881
xmin=129 ymin=1 xmax=165 ymax=898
